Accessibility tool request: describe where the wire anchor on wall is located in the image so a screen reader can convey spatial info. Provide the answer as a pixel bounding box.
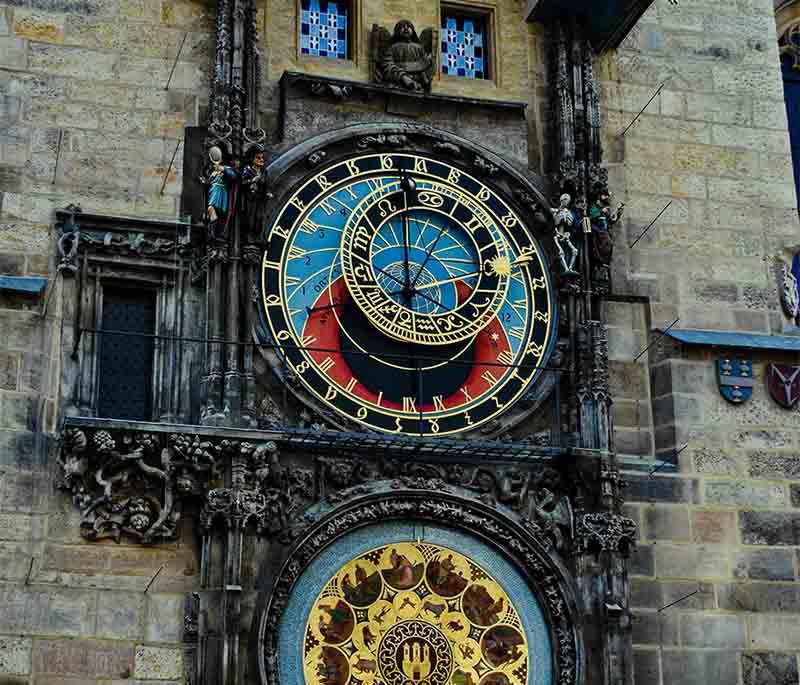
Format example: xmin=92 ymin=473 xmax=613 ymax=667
xmin=629 ymin=201 xmax=672 ymax=249
xmin=620 ymin=81 xmax=667 ymax=137
xmin=160 ymin=141 xmax=182 ymax=196
xmin=165 ymin=32 xmax=188 ymax=91
xmin=24 ymin=556 xmax=35 ymax=585
xmin=648 ymin=442 xmax=689 ymax=476
xmin=144 ymin=563 xmax=166 ymax=593
xmin=633 ymin=317 xmax=680 ymax=363
xmin=51 ymin=129 xmax=64 ymax=185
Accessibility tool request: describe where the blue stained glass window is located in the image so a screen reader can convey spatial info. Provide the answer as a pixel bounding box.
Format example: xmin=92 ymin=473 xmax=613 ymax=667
xmin=441 ymin=12 xmax=487 ymax=79
xmin=300 ymin=0 xmax=349 ymax=60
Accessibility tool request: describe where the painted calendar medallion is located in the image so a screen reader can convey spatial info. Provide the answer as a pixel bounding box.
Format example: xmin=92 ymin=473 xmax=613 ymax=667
xmin=303 ymin=542 xmax=530 ymax=685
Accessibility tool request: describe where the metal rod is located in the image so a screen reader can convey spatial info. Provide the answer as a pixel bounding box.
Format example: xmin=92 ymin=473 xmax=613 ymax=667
xmin=76 ymin=327 xmax=566 ymax=375
xmin=629 ymin=201 xmax=672 ymax=249
xmin=24 ymin=556 xmax=35 ymax=585
xmin=160 ymin=141 xmax=182 ymax=196
xmin=144 ymin=564 xmax=166 ymax=593
xmin=649 ymin=443 xmax=690 ymax=476
xmin=620 ymin=82 xmax=665 ymax=137
xmin=165 ymin=32 xmax=188 ymax=91
xmin=658 ymin=589 xmax=698 ymax=613
xmin=633 ymin=317 xmax=680 ymax=363
xmin=52 ymin=129 xmax=64 ymax=185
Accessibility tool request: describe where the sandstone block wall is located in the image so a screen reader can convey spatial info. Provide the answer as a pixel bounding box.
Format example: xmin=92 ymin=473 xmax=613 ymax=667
xmin=600 ymin=0 xmax=800 ymax=682
xmin=0 ymin=1 xmax=212 ymax=682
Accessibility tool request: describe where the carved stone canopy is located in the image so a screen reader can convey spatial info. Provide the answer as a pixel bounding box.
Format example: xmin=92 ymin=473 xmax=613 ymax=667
xmin=526 ymin=0 xmax=658 ymax=51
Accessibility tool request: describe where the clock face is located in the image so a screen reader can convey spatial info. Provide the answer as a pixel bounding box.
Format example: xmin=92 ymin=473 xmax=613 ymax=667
xmin=261 ymin=153 xmax=555 ymax=436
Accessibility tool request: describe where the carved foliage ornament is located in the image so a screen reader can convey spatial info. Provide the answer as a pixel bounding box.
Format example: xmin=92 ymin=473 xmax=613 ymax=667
xmin=57 ymin=425 xmax=575 ymax=553
xmin=259 ymin=494 xmax=581 ymax=685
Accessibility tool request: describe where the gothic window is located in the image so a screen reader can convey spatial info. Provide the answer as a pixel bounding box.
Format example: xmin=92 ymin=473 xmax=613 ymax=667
xmin=300 ymin=0 xmax=350 ymax=60
xmin=781 ymin=24 xmax=800 ymax=204
xmin=97 ymin=287 xmax=156 ymax=421
xmin=441 ymin=7 xmax=489 ymax=80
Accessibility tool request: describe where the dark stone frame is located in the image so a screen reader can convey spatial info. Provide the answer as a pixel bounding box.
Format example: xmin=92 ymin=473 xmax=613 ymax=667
xmin=254 ymin=488 xmax=584 ymax=685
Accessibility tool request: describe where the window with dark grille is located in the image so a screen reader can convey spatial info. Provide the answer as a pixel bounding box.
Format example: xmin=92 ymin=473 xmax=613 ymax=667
xmin=441 ymin=7 xmax=490 ymax=80
xmin=97 ymin=287 xmax=156 ymax=421
xmin=300 ymin=0 xmax=351 ymax=60
xmin=782 ymin=45 xmax=800 ymax=204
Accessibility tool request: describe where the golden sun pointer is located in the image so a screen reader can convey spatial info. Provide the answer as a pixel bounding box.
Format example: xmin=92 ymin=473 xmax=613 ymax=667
xmin=488 ymin=255 xmax=512 ymax=277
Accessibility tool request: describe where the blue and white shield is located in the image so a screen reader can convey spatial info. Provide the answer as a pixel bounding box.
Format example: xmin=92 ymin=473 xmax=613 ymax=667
xmin=717 ymin=357 xmax=753 ymax=404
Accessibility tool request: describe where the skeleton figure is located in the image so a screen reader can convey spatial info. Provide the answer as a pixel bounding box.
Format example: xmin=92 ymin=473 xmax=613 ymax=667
xmin=551 ymin=193 xmax=580 ymax=276
xmin=372 ymin=20 xmax=434 ymax=92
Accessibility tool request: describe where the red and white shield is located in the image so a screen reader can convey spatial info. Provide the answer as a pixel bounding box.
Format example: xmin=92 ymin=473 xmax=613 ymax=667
xmin=767 ymin=364 xmax=800 ymax=409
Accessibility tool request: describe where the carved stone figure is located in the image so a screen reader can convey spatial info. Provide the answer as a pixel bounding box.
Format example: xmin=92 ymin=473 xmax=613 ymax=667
xmin=371 ymin=20 xmax=434 ymax=93
xmin=526 ymin=468 xmax=573 ymax=552
xmin=551 ymin=193 xmax=580 ymax=277
xmin=588 ymin=182 xmax=624 ymax=265
xmin=202 ymin=146 xmax=237 ymax=240
xmin=241 ymin=145 xmax=269 ymax=243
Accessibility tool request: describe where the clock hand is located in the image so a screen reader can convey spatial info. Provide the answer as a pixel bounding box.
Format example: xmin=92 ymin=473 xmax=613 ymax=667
xmin=399 ymin=172 xmax=416 ymax=299
xmin=412 ymin=269 xmax=484 ymax=292
xmin=409 ymin=222 xmax=450 ymax=290
xmin=306 ymin=301 xmax=344 ymax=315
xmin=372 ymin=263 xmax=446 ymax=312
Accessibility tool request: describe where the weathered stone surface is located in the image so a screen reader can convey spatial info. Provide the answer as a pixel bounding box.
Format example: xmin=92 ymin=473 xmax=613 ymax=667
xmin=643 ymin=506 xmax=691 ymax=541
xmin=740 ymin=511 xmax=800 ymax=546
xmin=0 ymin=636 xmax=31 ymax=675
xmin=33 ymin=639 xmax=132 ymax=678
xmin=734 ymin=549 xmax=795 ymax=582
xmin=692 ymin=509 xmax=737 ymax=544
xmin=633 ymin=649 xmax=660 ymax=683
xmin=704 ymin=480 xmax=785 ymax=508
xmin=144 ymin=595 xmax=183 ymax=643
xmin=680 ymin=613 xmax=746 ymax=648
xmin=654 ymin=544 xmax=730 ymax=579
xmin=626 ymin=474 xmax=700 ymax=503
xmin=719 ymin=583 xmax=800 ymax=613
xmin=742 ymin=651 xmax=798 ymax=685
xmin=749 ymin=452 xmax=800 ymax=480
xmin=133 ymin=646 xmax=183 ymax=680
xmin=96 ymin=592 xmax=144 ymax=640
xmin=661 ymin=650 xmax=739 ymax=685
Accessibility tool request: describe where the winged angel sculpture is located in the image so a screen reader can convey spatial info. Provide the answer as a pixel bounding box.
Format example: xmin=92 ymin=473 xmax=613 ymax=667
xmin=371 ymin=20 xmax=435 ymax=93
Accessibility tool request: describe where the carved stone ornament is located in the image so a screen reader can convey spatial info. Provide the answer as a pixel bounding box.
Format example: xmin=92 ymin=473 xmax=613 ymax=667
xmin=575 ymin=512 xmax=637 ymax=556
xmin=780 ymin=21 xmax=800 ymax=70
xmin=57 ymin=421 xmax=581 ymax=553
xmin=257 ymin=492 xmax=583 ymax=685
xmin=779 ymin=257 xmax=800 ymax=322
xmin=57 ymin=427 xmax=220 ymax=543
xmin=371 ymin=20 xmax=435 ymax=93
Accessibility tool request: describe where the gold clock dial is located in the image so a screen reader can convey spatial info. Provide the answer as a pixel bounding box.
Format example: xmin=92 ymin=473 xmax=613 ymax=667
xmin=261 ymin=153 xmax=555 ymax=436
xmin=304 ymin=542 xmax=529 ymax=685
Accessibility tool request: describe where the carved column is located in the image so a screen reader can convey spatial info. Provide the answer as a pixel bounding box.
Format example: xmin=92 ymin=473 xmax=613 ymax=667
xmin=202 ymin=0 xmax=266 ymax=426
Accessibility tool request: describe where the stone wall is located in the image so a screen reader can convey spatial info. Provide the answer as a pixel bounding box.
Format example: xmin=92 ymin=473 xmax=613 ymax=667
xmin=600 ymin=0 xmax=800 ymax=682
xmin=0 ymin=0 xmax=211 ymax=681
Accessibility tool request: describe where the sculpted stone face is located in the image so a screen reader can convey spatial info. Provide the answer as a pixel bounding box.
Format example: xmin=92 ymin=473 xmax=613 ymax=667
xmin=394 ymin=20 xmax=415 ymax=41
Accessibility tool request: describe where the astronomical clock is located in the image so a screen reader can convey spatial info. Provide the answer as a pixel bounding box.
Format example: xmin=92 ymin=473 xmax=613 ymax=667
xmin=259 ymin=139 xmax=556 ymax=437
xmin=253 ymin=126 xmax=586 ymax=685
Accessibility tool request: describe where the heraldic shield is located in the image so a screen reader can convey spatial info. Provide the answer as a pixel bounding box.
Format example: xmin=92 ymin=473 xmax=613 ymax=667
xmin=717 ymin=358 xmax=754 ymax=404
xmin=767 ymin=363 xmax=800 ymax=409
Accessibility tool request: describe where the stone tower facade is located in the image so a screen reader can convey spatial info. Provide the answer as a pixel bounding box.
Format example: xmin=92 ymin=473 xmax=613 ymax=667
xmin=0 ymin=1 xmax=797 ymax=684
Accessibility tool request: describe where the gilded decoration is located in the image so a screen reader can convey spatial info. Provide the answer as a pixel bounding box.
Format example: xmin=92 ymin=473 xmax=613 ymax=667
xmin=304 ymin=542 xmax=529 ymax=685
